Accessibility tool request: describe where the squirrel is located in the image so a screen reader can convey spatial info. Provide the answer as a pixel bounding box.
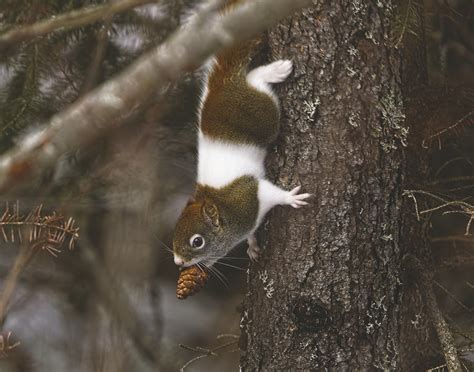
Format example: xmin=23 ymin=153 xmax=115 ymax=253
xmin=172 ymin=0 xmax=310 ymax=268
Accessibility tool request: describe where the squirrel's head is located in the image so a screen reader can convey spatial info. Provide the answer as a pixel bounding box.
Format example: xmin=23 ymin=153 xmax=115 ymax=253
xmin=172 ymin=198 xmax=229 ymax=267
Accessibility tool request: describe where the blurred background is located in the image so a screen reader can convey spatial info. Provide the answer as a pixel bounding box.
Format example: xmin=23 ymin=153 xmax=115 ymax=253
xmin=0 ymin=0 xmax=472 ymax=370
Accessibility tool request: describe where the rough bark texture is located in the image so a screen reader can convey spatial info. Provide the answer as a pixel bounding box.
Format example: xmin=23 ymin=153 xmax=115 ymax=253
xmin=240 ymin=1 xmax=436 ymax=370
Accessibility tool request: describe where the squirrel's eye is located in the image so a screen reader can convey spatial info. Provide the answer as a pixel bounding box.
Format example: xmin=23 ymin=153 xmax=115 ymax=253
xmin=190 ymin=234 xmax=205 ymax=249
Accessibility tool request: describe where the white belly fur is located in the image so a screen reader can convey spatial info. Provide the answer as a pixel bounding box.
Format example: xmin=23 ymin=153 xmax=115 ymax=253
xmin=197 ymin=133 xmax=266 ymax=188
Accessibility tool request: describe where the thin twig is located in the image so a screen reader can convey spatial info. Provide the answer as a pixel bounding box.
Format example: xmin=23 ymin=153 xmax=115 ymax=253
xmin=421 ymin=201 xmax=469 ymax=215
xmin=179 ymin=338 xmax=239 ymax=371
xmin=79 ymin=18 xmax=113 ymax=96
xmin=443 ymin=184 xmax=474 ymax=193
xmin=405 ymin=189 xmax=473 ymax=211
xmin=79 ymin=240 xmax=160 ymax=367
xmin=431 ymin=235 xmax=474 ymax=243
xmin=395 ymin=0 xmax=414 ymax=48
xmin=422 ymin=111 xmax=474 ymax=149
xmin=404 ymin=191 xmax=421 ymax=221
xmin=434 ymin=157 xmax=474 ymax=179
xmin=0 ymin=0 xmax=156 ymax=52
xmin=0 ymin=243 xmax=37 ymax=326
xmin=0 ymin=0 xmax=313 ymax=193
xmin=426 ymin=364 xmax=447 ymax=372
xmin=0 ymin=332 xmax=21 ymax=357
xmin=433 ymin=280 xmax=473 ymax=313
xmin=453 ymin=328 xmax=474 ymax=345
xmin=430 ymin=176 xmax=474 ymax=186
xmin=216 ymin=333 xmax=239 ymax=339
xmin=179 ymin=344 xmax=218 ymax=355
xmin=180 ymin=354 xmax=208 ymax=370
xmin=404 ymin=255 xmax=462 ymax=371
xmin=403 ymin=190 xmax=474 ymax=235
xmin=465 ymin=216 xmax=473 ymax=236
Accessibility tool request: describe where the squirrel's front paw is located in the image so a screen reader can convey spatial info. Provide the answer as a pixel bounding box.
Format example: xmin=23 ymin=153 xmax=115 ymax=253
xmin=286 ymin=186 xmax=311 ymax=208
xmin=247 ymin=235 xmax=261 ymax=262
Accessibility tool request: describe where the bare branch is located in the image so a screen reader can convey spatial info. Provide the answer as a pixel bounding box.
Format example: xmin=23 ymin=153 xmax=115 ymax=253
xmin=404 ymin=255 xmax=463 ymax=371
xmin=79 ymin=239 xmax=160 ymax=367
xmin=79 ymin=18 xmax=113 ymax=96
xmin=429 ymin=176 xmax=474 ymax=186
xmin=179 ymin=338 xmax=238 ymax=371
xmin=426 ymin=363 xmax=447 ymax=372
xmin=422 ymin=110 xmax=474 ymax=149
xmin=403 ymin=190 xmax=474 ymax=235
xmin=0 ymin=0 xmax=314 ymax=193
xmin=0 ymin=332 xmax=20 ymax=357
xmin=433 ymin=280 xmax=473 ymax=313
xmin=431 ymin=235 xmax=474 ymax=243
xmin=0 ymin=0 xmax=156 ymax=52
xmin=0 ymin=243 xmax=37 ymax=326
xmin=434 ymin=157 xmax=474 ymax=179
xmin=404 ymin=189 xmax=473 ymax=210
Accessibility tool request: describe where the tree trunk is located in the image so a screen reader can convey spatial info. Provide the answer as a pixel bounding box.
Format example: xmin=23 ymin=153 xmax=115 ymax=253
xmin=240 ymin=1 xmax=437 ymax=370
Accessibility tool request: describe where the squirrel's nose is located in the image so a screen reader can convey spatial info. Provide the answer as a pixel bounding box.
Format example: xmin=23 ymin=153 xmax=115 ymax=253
xmin=174 ymin=255 xmax=184 ymax=266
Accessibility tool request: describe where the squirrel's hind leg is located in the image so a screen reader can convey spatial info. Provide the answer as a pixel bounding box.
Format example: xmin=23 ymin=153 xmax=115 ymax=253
xmin=246 ymin=60 xmax=293 ymax=99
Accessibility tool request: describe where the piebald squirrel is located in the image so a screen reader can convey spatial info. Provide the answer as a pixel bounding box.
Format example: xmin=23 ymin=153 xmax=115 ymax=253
xmin=172 ymin=0 xmax=310 ymax=267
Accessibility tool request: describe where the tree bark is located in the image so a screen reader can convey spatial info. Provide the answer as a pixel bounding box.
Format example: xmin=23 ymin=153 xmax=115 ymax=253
xmin=240 ymin=1 xmax=437 ymax=370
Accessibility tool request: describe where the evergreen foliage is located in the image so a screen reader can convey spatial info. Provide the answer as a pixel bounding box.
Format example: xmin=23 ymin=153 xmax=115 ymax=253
xmin=0 ymin=0 xmax=187 ymax=153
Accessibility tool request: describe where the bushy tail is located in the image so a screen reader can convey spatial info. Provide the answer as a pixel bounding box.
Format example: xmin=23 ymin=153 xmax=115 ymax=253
xmin=220 ymin=0 xmax=247 ymax=16
xmin=210 ymin=0 xmax=260 ymax=80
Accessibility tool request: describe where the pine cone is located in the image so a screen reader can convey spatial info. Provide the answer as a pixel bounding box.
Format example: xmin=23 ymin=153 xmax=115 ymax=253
xmin=176 ymin=265 xmax=209 ymax=300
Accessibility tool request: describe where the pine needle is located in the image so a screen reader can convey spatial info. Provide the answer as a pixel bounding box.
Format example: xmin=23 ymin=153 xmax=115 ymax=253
xmin=0 ymin=202 xmax=79 ymax=256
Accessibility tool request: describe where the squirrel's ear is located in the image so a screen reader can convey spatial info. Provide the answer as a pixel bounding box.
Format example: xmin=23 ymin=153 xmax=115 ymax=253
xmin=202 ymin=202 xmax=220 ymax=228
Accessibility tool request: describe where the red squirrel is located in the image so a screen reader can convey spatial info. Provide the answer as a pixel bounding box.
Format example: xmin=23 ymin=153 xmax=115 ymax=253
xmin=172 ymin=0 xmax=310 ymax=268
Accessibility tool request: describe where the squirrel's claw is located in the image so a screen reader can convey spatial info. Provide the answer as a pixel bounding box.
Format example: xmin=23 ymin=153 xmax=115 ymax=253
xmin=289 ymin=185 xmax=301 ymax=195
xmin=247 ymin=235 xmax=261 ymax=262
xmin=286 ymin=186 xmax=312 ymax=208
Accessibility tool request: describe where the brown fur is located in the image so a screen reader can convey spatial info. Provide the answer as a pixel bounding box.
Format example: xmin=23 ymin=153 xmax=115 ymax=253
xmin=201 ymin=70 xmax=280 ymax=147
xmin=200 ymin=0 xmax=280 ymax=147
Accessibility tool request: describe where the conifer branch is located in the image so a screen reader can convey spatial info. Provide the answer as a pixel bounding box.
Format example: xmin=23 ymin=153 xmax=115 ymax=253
xmin=0 ymin=0 xmax=156 ymax=53
xmin=0 ymin=203 xmax=79 ymax=326
xmin=0 ymin=202 xmax=79 ymax=256
xmin=0 ymin=0 xmax=314 ymax=193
